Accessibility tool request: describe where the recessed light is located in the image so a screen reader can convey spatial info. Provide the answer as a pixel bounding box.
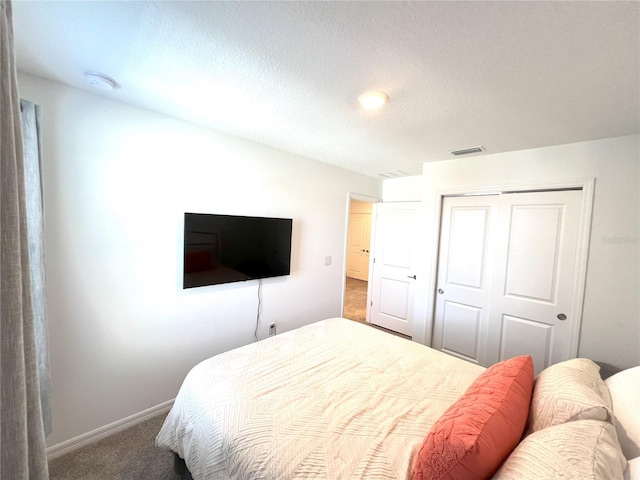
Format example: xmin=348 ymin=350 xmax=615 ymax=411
xmin=358 ymin=91 xmax=389 ymax=110
xmin=84 ymin=71 xmax=117 ymax=91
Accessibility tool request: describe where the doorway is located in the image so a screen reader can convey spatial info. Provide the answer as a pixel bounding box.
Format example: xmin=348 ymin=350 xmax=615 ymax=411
xmin=343 ymin=198 xmax=374 ymax=324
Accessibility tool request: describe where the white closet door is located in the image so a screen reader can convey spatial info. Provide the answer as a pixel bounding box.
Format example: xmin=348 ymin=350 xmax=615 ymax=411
xmin=368 ymin=203 xmax=418 ymax=336
xmin=432 ymin=196 xmax=498 ymax=365
xmin=486 ymin=190 xmax=582 ymax=374
xmin=434 ymin=190 xmax=583 ymax=374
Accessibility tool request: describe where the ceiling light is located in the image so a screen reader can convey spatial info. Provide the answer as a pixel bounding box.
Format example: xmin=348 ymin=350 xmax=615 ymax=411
xmin=84 ymin=71 xmax=117 ymax=91
xmin=450 ymin=145 xmax=485 ymax=156
xmin=358 ymin=91 xmax=389 ymax=110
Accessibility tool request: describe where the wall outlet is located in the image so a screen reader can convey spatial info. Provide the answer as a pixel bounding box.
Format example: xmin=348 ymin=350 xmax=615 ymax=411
xmin=268 ymin=323 xmax=276 ymax=336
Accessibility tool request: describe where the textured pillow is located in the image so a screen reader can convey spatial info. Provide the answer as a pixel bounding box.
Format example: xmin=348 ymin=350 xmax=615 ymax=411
xmin=528 ymin=358 xmax=612 ymax=433
xmin=606 ymin=366 xmax=640 ymax=460
xmin=412 ymin=355 xmax=534 ymax=480
xmin=493 ymin=419 xmax=627 ymax=480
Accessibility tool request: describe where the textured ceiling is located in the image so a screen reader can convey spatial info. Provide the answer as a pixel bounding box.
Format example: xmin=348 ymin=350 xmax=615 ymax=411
xmin=12 ymin=1 xmax=640 ymax=178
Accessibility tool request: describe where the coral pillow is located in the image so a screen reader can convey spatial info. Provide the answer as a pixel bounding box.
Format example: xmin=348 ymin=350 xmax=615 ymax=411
xmin=412 ymin=355 xmax=534 ymax=480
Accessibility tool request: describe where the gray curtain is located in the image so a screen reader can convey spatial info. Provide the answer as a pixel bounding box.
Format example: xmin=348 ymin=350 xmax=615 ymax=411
xmin=20 ymin=99 xmax=51 ymax=437
xmin=1 ymin=0 xmax=50 ymax=478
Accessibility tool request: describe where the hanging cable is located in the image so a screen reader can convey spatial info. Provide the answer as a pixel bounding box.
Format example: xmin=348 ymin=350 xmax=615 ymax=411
xmin=254 ymin=278 xmax=262 ymax=342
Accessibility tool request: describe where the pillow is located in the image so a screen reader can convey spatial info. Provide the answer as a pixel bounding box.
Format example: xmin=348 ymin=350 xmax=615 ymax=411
xmin=493 ymin=419 xmax=627 ymax=480
xmin=412 ymin=355 xmax=533 ymax=480
xmin=528 ymin=358 xmax=612 ymax=433
xmin=625 ymin=456 xmax=640 ymax=480
xmin=606 ymin=366 xmax=640 ymax=459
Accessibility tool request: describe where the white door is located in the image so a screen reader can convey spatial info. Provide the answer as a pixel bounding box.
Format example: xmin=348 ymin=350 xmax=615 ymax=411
xmin=432 ymin=196 xmax=498 ymax=366
xmin=433 ymin=190 xmax=583 ymax=374
xmin=368 ymin=203 xmax=418 ymax=336
xmin=346 ymin=213 xmax=371 ymax=281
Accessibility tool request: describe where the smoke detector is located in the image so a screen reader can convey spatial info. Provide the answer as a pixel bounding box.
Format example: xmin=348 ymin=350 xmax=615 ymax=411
xmin=84 ymin=72 xmax=117 ymax=91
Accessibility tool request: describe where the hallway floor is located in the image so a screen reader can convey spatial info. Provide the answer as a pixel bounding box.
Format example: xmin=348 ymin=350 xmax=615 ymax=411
xmin=343 ymin=277 xmax=368 ymax=323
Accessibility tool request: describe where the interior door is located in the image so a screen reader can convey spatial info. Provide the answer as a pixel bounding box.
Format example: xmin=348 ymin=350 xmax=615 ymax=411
xmin=431 ymin=196 xmax=498 ymax=366
xmin=433 ymin=190 xmax=583 ymax=374
xmin=368 ymin=202 xmax=418 ymax=336
xmin=346 ymin=213 xmax=371 ymax=281
xmin=485 ymin=190 xmax=582 ymax=374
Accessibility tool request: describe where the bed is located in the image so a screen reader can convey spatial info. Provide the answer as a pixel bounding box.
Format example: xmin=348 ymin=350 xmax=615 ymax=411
xmin=156 ymin=318 xmax=639 ymax=479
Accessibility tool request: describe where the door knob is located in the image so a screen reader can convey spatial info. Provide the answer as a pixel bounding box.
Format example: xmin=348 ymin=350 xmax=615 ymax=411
xmin=438 ymin=288 xmax=444 ymax=294
xmin=557 ymin=313 xmax=567 ymax=321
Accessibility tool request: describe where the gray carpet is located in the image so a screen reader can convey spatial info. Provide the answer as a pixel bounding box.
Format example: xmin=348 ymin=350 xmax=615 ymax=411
xmin=49 ymin=413 xmax=179 ymax=480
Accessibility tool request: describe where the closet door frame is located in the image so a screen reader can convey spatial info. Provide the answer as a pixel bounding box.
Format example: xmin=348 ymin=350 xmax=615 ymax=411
xmin=422 ymin=178 xmax=595 ymax=359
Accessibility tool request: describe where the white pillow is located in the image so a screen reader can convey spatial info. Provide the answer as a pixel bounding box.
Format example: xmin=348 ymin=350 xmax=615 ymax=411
xmin=624 ymin=456 xmax=640 ymax=480
xmin=606 ymin=366 xmax=640 ymax=460
xmin=493 ymin=419 xmax=627 ymax=480
xmin=528 ymin=358 xmax=612 ymax=433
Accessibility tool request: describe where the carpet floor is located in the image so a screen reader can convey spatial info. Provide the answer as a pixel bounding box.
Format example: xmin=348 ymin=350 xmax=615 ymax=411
xmin=48 ymin=413 xmax=178 ymax=480
xmin=343 ymin=277 xmax=368 ymax=323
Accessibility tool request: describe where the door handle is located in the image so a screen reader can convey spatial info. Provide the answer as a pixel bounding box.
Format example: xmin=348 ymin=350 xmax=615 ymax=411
xmin=557 ymin=313 xmax=567 ymax=321
xmin=438 ymin=288 xmax=444 ymax=294
xmin=407 ymin=275 xmax=416 ymax=280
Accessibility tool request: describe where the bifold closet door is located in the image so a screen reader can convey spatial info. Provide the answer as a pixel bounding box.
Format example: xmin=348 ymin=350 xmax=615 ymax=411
xmin=433 ymin=190 xmax=582 ymax=374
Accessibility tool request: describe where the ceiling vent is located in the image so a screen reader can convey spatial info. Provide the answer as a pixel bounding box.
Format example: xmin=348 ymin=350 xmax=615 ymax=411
xmin=450 ymin=145 xmax=485 ymax=156
xmin=378 ymin=170 xmax=410 ymax=178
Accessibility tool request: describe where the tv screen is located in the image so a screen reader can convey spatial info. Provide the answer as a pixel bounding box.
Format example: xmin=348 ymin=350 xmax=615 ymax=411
xmin=183 ymin=213 xmax=293 ymax=288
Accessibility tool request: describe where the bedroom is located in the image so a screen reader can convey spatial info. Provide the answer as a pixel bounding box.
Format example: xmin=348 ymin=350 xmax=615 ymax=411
xmin=2 ymin=0 xmax=639 ymax=478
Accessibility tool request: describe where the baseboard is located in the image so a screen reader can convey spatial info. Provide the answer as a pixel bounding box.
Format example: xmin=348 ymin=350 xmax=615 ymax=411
xmin=46 ymin=399 xmax=174 ymax=460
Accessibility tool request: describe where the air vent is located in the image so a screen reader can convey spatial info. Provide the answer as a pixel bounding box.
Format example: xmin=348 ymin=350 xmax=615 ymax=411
xmin=378 ymin=170 xmax=410 ymax=178
xmin=450 ymin=145 xmax=485 ymax=156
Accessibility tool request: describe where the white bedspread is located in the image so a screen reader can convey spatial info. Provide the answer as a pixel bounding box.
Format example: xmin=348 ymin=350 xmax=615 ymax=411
xmin=156 ymin=318 xmax=484 ymax=479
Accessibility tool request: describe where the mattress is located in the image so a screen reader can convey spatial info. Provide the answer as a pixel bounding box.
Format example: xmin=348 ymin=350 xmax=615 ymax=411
xmin=156 ymin=318 xmax=485 ymax=479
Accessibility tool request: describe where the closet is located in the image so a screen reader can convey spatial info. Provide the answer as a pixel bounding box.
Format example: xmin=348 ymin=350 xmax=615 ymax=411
xmin=432 ymin=190 xmax=583 ymax=374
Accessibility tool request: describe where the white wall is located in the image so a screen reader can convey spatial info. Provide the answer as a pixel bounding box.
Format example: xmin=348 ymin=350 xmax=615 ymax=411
xmin=18 ymin=73 xmax=381 ymax=448
xmin=385 ymin=135 xmax=639 ymax=370
xmin=381 ymin=175 xmax=423 ymax=202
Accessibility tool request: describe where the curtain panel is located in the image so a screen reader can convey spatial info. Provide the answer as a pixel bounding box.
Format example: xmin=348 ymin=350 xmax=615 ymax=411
xmin=1 ymin=0 xmax=50 ymax=478
xmin=20 ymin=99 xmax=51 ymax=438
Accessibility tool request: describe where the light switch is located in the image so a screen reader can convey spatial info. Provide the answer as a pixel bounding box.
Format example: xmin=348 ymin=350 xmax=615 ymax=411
xmin=324 ymin=255 xmax=332 ymax=266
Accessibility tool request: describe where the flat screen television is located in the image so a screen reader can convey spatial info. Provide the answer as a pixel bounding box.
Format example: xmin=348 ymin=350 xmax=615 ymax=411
xmin=183 ymin=212 xmax=293 ymax=288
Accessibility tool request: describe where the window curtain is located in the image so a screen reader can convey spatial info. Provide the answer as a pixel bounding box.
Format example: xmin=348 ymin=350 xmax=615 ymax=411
xmin=20 ymin=99 xmax=51 ymax=438
xmin=1 ymin=0 xmax=50 ymax=478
